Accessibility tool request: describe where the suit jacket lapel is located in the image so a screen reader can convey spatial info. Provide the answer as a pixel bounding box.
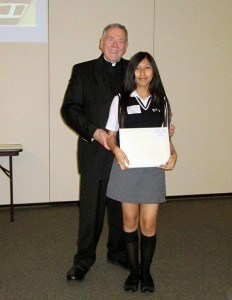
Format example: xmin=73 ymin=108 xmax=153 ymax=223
xmin=95 ymin=56 xmax=113 ymax=103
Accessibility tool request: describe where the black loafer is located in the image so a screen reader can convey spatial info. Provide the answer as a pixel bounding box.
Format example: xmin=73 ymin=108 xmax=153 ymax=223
xmin=124 ymin=273 xmax=139 ymax=292
xmin=66 ymin=265 xmax=88 ymax=281
xmin=141 ymin=273 xmax=155 ymax=293
xmin=108 ymin=257 xmax=130 ymax=270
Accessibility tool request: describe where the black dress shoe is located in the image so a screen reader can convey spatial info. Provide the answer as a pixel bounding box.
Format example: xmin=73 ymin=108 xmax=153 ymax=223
xmin=140 ymin=273 xmax=155 ymax=293
xmin=66 ymin=265 xmax=88 ymax=281
xmin=124 ymin=273 xmax=139 ymax=292
xmin=107 ymin=257 xmax=130 ymax=270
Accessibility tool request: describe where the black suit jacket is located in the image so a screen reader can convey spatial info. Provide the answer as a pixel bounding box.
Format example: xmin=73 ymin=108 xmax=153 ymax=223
xmin=61 ymin=55 xmax=128 ymax=179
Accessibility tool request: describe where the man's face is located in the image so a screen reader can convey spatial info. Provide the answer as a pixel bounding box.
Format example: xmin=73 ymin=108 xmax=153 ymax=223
xmin=100 ymin=27 xmax=128 ymax=63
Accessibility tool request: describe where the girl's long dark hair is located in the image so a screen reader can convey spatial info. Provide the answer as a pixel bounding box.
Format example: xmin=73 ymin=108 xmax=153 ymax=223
xmin=119 ymin=52 xmax=171 ymax=128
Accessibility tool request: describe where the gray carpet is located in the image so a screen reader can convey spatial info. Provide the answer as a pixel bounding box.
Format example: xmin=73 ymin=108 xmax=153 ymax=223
xmin=0 ymin=198 xmax=231 ymax=300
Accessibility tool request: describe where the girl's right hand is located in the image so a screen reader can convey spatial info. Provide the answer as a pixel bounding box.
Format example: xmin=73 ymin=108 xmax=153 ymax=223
xmin=113 ymin=147 xmax=130 ymax=170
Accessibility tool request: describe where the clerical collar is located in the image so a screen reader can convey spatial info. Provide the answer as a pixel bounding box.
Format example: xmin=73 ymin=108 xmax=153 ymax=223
xmin=103 ymin=56 xmax=120 ymax=66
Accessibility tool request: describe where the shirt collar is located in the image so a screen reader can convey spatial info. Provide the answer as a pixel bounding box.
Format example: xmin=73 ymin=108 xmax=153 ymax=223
xmin=131 ymin=90 xmax=151 ymax=101
xmin=103 ymin=56 xmax=120 ymax=66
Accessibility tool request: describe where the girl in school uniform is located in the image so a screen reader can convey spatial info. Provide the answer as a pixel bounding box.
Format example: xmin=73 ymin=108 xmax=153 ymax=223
xmin=106 ymin=52 xmax=177 ymax=293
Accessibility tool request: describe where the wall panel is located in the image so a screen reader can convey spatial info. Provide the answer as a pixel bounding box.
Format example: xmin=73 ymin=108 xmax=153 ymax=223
xmin=0 ymin=44 xmax=49 ymax=204
xmin=154 ymin=0 xmax=232 ymax=195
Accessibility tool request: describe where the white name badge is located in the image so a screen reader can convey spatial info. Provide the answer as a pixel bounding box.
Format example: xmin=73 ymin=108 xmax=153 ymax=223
xmin=127 ymin=105 xmax=141 ymax=114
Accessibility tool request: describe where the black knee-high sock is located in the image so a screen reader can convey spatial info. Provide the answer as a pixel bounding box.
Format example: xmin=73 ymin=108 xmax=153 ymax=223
xmin=124 ymin=230 xmax=139 ymax=291
xmin=140 ymin=233 xmax=157 ymax=292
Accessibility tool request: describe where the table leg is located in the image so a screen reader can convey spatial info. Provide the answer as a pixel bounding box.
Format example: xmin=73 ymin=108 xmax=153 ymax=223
xmin=9 ymin=156 xmax=14 ymax=222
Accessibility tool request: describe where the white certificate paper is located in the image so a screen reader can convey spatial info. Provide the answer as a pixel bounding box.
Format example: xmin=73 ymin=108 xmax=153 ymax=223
xmin=119 ymin=127 xmax=170 ymax=168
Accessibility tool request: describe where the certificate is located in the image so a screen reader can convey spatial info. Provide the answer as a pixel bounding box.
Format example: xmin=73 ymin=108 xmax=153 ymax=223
xmin=119 ymin=127 xmax=170 ymax=168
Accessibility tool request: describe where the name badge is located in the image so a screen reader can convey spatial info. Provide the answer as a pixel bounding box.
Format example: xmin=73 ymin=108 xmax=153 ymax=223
xmin=127 ymin=105 xmax=141 ymax=114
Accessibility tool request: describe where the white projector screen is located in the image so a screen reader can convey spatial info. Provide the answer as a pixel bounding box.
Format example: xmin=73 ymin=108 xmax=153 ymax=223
xmin=0 ymin=0 xmax=47 ymax=42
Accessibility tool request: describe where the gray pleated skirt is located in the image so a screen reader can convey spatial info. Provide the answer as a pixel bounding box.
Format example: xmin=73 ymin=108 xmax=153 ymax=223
xmin=107 ymin=159 xmax=166 ymax=204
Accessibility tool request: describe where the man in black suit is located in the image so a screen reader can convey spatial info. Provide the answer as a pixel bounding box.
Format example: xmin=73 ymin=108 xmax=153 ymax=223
xmin=61 ymin=23 xmax=129 ymax=281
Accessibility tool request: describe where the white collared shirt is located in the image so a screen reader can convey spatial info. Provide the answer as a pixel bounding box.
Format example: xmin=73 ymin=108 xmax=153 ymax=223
xmin=106 ymin=91 xmax=151 ymax=132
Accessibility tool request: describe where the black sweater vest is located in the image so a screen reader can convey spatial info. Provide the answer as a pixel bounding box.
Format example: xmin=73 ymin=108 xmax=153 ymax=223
xmin=123 ymin=96 xmax=165 ymax=128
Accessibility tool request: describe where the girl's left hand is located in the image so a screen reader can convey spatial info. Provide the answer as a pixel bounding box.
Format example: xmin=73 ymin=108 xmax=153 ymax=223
xmin=160 ymin=153 xmax=177 ymax=170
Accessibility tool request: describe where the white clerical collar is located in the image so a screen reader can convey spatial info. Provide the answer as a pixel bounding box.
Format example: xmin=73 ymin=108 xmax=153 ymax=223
xmin=103 ymin=56 xmax=120 ymax=66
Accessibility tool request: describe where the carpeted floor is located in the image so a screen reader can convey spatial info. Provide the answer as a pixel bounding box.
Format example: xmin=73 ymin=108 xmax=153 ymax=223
xmin=0 ymin=198 xmax=231 ymax=300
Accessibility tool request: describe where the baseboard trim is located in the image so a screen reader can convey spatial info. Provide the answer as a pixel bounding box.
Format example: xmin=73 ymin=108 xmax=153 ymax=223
xmin=0 ymin=193 xmax=231 ymax=209
xmin=166 ymin=192 xmax=232 ymax=201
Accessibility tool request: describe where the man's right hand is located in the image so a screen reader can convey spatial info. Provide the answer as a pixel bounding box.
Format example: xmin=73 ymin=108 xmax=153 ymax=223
xmin=93 ymin=129 xmax=110 ymax=150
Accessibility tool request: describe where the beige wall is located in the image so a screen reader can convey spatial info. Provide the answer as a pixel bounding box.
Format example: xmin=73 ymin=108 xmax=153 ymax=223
xmin=0 ymin=0 xmax=231 ymax=205
xmin=155 ymin=0 xmax=232 ymax=195
xmin=0 ymin=43 xmax=49 ymax=204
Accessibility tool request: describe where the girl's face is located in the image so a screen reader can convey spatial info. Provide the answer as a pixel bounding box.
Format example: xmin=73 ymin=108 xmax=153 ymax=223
xmin=134 ymin=58 xmax=153 ymax=89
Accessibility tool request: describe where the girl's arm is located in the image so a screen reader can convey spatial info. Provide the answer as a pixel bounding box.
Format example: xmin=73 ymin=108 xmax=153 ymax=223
xmin=160 ymin=141 xmax=177 ymax=170
xmin=107 ymin=131 xmax=129 ymax=170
